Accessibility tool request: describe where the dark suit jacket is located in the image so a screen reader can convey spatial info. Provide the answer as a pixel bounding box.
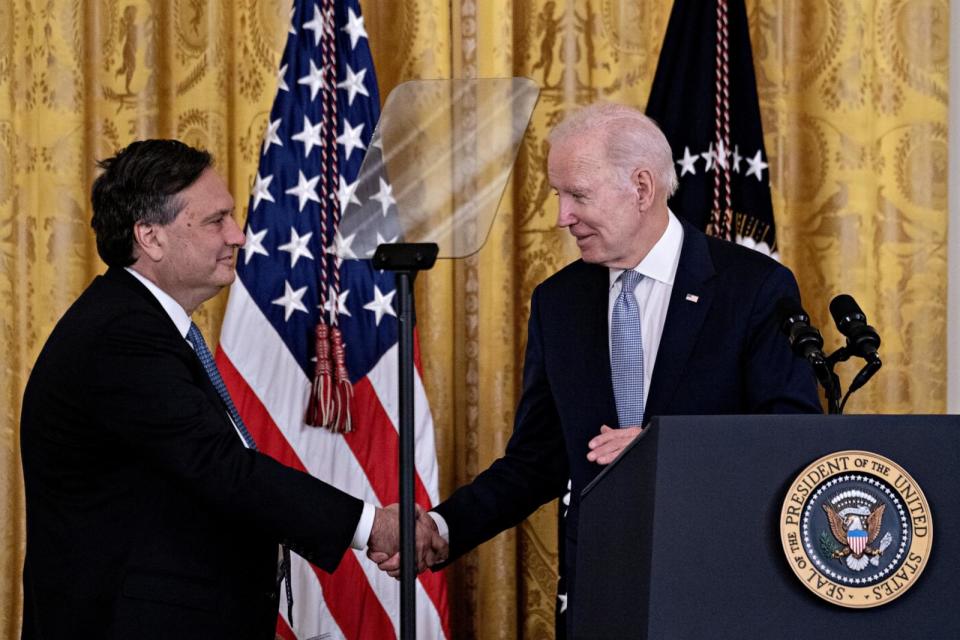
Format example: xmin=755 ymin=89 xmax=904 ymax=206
xmin=20 ymin=267 xmax=364 ymax=639
xmin=433 ymin=221 xmax=820 ymax=597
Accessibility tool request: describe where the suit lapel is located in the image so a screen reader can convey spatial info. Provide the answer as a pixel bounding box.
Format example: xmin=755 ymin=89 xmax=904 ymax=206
xmin=645 ymin=223 xmax=716 ymax=419
xmin=580 ymin=265 xmax=618 ymax=427
xmin=559 ymin=263 xmax=620 ymax=430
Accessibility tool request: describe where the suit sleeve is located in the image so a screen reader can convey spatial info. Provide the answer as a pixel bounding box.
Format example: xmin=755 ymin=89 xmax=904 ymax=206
xmin=742 ymin=264 xmax=822 ymax=414
xmin=433 ymin=286 xmax=569 ymax=562
xmin=88 ymin=309 xmax=363 ymax=572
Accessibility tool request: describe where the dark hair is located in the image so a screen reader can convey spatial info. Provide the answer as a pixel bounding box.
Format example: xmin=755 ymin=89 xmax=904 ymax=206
xmin=90 ymin=139 xmax=213 ymax=267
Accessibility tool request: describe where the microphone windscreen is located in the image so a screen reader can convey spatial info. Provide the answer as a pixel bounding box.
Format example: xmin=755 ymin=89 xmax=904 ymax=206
xmin=829 ymin=294 xmax=863 ymax=332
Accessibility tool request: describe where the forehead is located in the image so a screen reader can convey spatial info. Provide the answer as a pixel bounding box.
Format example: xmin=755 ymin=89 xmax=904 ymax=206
xmin=548 ymin=132 xmax=609 ymax=185
xmin=177 ymin=168 xmax=234 ymax=216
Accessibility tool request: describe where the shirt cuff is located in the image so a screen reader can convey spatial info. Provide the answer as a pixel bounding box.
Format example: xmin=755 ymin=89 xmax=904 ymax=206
xmin=427 ymin=511 xmax=450 ymax=543
xmin=351 ymin=502 xmax=376 ymax=550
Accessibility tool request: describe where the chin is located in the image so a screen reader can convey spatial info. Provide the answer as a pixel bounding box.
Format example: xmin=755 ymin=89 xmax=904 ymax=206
xmin=214 ymin=266 xmax=237 ymax=287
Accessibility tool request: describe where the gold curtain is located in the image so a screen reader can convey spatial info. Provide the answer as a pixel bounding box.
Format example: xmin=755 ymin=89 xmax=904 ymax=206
xmin=0 ymin=1 xmax=948 ymax=638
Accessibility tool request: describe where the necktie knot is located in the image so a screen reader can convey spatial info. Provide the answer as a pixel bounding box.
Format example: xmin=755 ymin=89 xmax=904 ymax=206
xmin=619 ymin=269 xmax=643 ymax=293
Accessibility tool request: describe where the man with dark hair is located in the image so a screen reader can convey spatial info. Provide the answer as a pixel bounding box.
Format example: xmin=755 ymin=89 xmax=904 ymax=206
xmin=90 ymin=139 xmax=215 ymax=267
xmin=375 ymin=103 xmax=820 ymax=629
xmin=20 ymin=140 xmax=442 ymax=639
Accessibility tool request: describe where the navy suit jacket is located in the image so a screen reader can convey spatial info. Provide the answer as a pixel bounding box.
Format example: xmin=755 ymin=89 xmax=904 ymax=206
xmin=433 ymin=221 xmax=820 ymax=593
xmin=21 ymin=268 xmax=364 ymax=639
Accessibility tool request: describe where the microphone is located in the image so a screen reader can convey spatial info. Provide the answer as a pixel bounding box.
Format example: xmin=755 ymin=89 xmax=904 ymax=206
xmin=829 ymin=294 xmax=882 ymax=394
xmin=829 ymin=295 xmax=881 ymax=362
xmin=777 ymin=297 xmax=827 ymax=366
xmin=776 ymin=297 xmax=835 ymax=395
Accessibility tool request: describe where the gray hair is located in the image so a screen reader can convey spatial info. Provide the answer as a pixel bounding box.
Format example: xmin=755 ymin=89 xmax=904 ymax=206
xmin=547 ymin=102 xmax=679 ymax=198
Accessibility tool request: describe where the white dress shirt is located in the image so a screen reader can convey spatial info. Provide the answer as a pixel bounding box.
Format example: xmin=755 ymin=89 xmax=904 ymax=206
xmin=607 ymin=210 xmax=684 ymax=410
xmin=125 ymin=267 xmax=375 ymax=548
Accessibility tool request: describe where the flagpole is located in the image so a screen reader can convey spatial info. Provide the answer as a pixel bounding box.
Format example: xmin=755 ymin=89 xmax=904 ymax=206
xmin=373 ymin=242 xmax=438 ymax=640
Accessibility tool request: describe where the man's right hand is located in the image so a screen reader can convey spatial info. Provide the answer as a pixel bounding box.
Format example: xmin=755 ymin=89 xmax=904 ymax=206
xmin=366 ymin=504 xmax=448 ymax=576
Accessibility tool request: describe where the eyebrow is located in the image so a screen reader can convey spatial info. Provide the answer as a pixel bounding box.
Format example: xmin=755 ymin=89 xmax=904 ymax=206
xmin=201 ymin=207 xmax=235 ymax=222
xmin=552 ymin=183 xmax=591 ymax=194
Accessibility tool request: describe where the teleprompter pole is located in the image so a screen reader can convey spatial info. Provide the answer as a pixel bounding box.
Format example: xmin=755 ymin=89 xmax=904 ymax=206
xmin=372 ymin=242 xmax=439 ymax=640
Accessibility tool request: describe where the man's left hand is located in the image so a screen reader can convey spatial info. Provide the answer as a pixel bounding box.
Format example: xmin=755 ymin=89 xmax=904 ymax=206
xmin=586 ymin=424 xmax=642 ymax=465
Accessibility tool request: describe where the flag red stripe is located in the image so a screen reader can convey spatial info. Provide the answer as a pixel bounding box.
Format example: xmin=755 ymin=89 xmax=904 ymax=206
xmin=344 ymin=377 xmax=432 ymax=508
xmin=217 ymin=350 xmax=396 ymax=639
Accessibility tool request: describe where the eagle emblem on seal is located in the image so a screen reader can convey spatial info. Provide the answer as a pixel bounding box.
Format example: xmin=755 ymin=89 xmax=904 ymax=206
xmin=822 ymin=490 xmax=894 ymax=571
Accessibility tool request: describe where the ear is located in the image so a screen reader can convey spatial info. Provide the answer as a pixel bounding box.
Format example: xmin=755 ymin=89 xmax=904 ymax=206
xmin=132 ymin=221 xmax=165 ymax=262
xmin=633 ymin=168 xmax=656 ymax=212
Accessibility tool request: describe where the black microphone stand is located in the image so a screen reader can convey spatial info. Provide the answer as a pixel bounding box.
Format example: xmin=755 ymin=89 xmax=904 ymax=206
xmin=372 ymin=242 xmax=439 ymax=640
xmin=814 ymin=356 xmax=842 ymax=415
xmin=823 ymin=346 xmax=849 ymax=414
xmin=824 ymin=345 xmax=881 ymax=414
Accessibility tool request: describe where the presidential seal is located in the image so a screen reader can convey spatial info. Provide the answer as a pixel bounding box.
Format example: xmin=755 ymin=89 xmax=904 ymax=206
xmin=780 ymin=451 xmax=932 ymax=608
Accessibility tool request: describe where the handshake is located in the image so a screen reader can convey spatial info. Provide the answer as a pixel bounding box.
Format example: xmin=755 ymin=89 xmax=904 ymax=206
xmin=366 ymin=504 xmax=449 ymax=577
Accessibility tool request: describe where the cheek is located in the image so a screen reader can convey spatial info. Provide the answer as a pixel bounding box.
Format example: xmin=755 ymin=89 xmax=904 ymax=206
xmin=608 ymin=197 xmax=639 ymax=229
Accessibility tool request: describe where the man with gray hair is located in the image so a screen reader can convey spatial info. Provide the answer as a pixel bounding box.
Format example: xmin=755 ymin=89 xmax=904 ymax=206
xmin=378 ymin=102 xmax=820 ymax=629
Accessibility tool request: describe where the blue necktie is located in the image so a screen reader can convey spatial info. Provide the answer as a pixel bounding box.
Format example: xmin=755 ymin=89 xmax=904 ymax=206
xmin=186 ymin=323 xmax=258 ymax=450
xmin=611 ymin=270 xmax=645 ymax=428
xmin=186 ymin=323 xmax=295 ymax=621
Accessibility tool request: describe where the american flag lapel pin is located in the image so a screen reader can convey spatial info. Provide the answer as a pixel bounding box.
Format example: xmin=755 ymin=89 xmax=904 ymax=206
xmin=685 ymin=293 xmax=699 ymax=303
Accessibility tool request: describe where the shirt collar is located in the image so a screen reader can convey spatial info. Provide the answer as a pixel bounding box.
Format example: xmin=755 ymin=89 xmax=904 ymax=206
xmin=609 ymin=209 xmax=685 ymax=289
xmin=124 ymin=267 xmax=193 ymax=339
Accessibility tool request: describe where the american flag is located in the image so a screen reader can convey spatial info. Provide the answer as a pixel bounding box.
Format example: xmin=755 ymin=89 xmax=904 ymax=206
xmin=214 ymin=0 xmax=450 ymax=637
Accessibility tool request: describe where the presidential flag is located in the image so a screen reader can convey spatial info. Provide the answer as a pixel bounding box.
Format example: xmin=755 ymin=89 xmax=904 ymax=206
xmin=646 ymin=0 xmax=778 ymax=258
xmin=215 ymin=0 xmax=450 ymax=637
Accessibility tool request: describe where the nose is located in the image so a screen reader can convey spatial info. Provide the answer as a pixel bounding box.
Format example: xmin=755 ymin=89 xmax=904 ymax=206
xmin=556 ymin=196 xmax=577 ymax=228
xmin=225 ymin=215 xmax=245 ymax=247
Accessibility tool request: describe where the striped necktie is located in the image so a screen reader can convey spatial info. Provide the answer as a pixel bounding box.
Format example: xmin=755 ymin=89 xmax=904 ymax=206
xmin=186 ymin=322 xmax=294 ymax=622
xmin=610 ymin=270 xmax=645 ymax=427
